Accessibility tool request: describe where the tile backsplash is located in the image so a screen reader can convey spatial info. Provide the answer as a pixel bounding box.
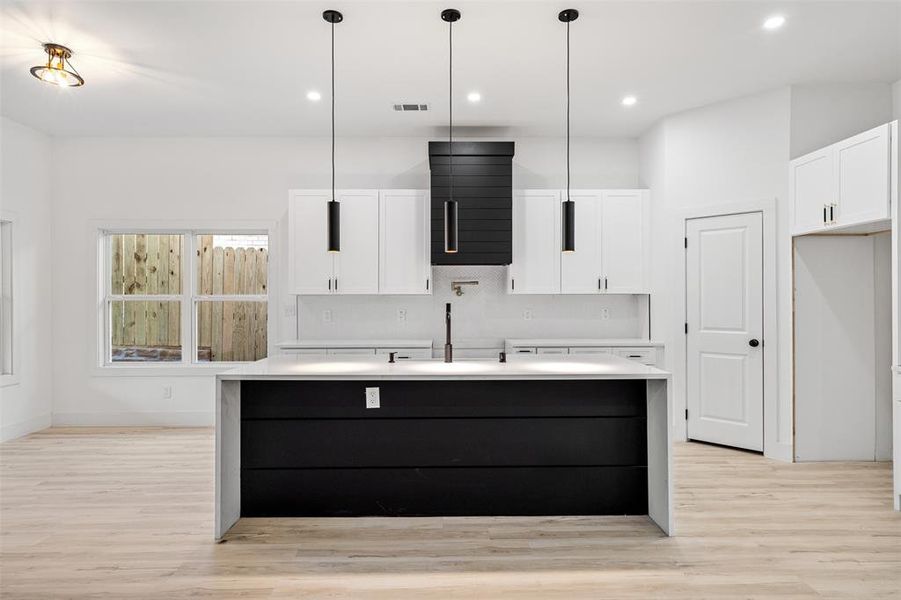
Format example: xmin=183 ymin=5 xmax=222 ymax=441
xmin=296 ymin=267 xmax=647 ymax=351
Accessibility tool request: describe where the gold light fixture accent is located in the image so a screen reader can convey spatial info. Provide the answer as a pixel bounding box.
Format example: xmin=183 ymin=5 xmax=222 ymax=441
xmin=30 ymin=43 xmax=84 ymax=87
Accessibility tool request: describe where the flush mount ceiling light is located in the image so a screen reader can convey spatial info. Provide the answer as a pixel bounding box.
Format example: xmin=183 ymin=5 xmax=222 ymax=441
xmin=467 ymin=91 xmax=481 ymax=103
xmin=30 ymin=43 xmax=84 ymax=87
xmin=442 ymin=8 xmax=461 ymax=254
xmin=323 ymin=9 xmax=343 ymax=253
xmin=621 ymin=95 xmax=637 ymax=106
xmin=307 ymin=90 xmax=322 ymax=101
xmin=559 ymin=8 xmax=578 ymax=254
xmin=763 ymin=15 xmax=786 ymax=30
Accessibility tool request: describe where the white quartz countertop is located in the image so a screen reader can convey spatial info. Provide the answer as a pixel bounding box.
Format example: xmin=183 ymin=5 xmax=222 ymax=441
xmin=506 ymin=338 xmax=664 ymax=347
xmin=218 ymin=354 xmax=670 ymax=381
xmin=277 ymin=339 xmax=433 ymax=349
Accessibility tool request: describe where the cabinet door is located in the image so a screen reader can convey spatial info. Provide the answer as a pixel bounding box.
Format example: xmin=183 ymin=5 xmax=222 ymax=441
xmin=510 ymin=190 xmax=561 ymax=294
xmin=602 ymin=190 xmax=648 ymax=293
xmin=835 ymin=123 xmax=891 ymax=226
xmin=288 ymin=190 xmax=334 ymax=295
xmin=560 ymin=191 xmax=603 ymax=294
xmin=790 ymin=148 xmax=833 ymax=235
xmin=379 ymin=190 xmax=431 ymax=294
xmin=333 ymin=190 xmax=380 ymax=294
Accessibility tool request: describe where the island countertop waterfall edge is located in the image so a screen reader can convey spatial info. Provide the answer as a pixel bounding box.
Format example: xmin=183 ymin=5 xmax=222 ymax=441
xmin=215 ymin=356 xmax=674 ymax=539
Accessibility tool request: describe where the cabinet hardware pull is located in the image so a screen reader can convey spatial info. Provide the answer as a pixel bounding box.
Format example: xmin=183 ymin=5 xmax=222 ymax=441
xmin=328 ymin=279 xmax=331 ymax=291
xmin=829 ymin=204 xmax=834 ymax=223
xmin=511 ymin=278 xmax=515 ymax=291
xmin=598 ymin=278 xmax=601 ymax=291
xmin=823 ymin=205 xmax=827 ymax=224
xmin=426 ymin=278 xmax=429 ymax=291
xmin=604 ymin=276 xmax=608 ymax=291
xmin=335 ymin=277 xmax=338 ymax=291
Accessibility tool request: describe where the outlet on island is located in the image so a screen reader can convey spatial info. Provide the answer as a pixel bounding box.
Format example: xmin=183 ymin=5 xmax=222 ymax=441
xmin=365 ymin=387 xmax=380 ymax=409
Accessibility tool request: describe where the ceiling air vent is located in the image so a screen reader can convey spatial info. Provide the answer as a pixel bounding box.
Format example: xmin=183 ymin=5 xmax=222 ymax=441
xmin=393 ymin=103 xmax=429 ymax=112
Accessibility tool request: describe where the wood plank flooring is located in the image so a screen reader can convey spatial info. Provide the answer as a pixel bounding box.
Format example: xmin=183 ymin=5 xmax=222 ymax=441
xmin=1 ymin=428 xmax=898 ymax=599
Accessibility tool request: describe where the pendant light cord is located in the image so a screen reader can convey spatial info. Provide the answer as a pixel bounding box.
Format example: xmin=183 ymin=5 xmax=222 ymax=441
xmin=331 ymin=20 xmax=335 ymax=202
xmin=448 ymin=18 xmax=454 ymax=204
xmin=565 ymin=20 xmax=570 ymax=202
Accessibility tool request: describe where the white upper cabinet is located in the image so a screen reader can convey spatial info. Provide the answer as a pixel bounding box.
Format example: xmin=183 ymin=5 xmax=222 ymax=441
xmin=288 ymin=190 xmax=333 ymax=295
xmin=790 ymin=122 xmax=893 ymax=236
xmin=834 ymin=124 xmax=891 ymax=226
xmin=288 ymin=189 xmax=379 ymax=295
xmin=558 ymin=190 xmax=649 ymax=294
xmin=602 ymin=190 xmax=649 ymax=293
xmin=790 ymin=148 xmax=835 ymax=235
xmin=510 ymin=190 xmax=561 ymax=294
xmin=514 ymin=189 xmax=650 ymax=295
xmin=379 ymin=189 xmax=431 ymax=295
xmin=560 ymin=191 xmax=603 ymax=293
xmin=334 ymin=190 xmax=380 ymax=294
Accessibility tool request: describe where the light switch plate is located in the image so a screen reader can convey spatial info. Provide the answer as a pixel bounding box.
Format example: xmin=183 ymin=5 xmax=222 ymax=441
xmin=365 ymin=387 xmax=380 ymax=409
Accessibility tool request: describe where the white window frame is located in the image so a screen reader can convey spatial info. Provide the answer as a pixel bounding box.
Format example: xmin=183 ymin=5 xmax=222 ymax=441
xmin=92 ymin=220 xmax=277 ymax=376
xmin=0 ymin=212 xmax=18 ymax=388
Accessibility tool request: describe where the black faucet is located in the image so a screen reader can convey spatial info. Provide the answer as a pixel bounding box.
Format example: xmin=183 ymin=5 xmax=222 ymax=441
xmin=444 ymin=302 xmax=453 ymax=363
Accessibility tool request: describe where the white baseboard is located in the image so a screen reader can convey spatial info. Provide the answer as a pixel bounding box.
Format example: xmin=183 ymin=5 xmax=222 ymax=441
xmin=52 ymin=411 xmax=213 ymax=427
xmin=1 ymin=412 xmax=52 ymax=442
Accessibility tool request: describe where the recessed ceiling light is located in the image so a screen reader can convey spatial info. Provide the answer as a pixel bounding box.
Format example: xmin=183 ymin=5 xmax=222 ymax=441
xmin=621 ymin=95 xmax=637 ymax=107
xmin=762 ymin=15 xmax=785 ymax=30
xmin=467 ymin=91 xmax=481 ymax=103
xmin=306 ymin=90 xmax=322 ymax=101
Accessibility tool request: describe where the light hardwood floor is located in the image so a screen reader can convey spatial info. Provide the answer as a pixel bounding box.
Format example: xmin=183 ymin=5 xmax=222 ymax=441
xmin=1 ymin=428 xmax=899 ymax=599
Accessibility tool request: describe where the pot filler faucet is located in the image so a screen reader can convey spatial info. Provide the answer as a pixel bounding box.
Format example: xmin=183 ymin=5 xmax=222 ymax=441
xmin=444 ymin=302 xmax=453 ymax=363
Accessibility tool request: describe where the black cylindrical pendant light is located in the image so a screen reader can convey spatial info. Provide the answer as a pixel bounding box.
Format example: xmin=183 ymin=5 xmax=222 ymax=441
xmin=324 ymin=9 xmax=343 ymax=253
xmin=559 ymin=8 xmax=578 ymax=253
xmin=442 ymin=8 xmax=461 ymax=254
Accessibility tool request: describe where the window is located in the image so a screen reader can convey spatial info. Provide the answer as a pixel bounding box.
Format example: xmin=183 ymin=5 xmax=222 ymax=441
xmin=103 ymin=231 xmax=268 ymax=366
xmin=0 ymin=219 xmax=13 ymax=378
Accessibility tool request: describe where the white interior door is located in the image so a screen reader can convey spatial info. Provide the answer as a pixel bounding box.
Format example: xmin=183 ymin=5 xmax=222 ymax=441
xmin=686 ymin=212 xmax=764 ymax=451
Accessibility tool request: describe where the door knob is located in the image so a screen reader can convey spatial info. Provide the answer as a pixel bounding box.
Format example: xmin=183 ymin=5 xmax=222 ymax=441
xmin=749 ymin=339 xmax=760 ymax=348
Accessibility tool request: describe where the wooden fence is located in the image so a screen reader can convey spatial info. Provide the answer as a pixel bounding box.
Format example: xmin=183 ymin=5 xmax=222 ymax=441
xmin=110 ymin=234 xmax=267 ymax=362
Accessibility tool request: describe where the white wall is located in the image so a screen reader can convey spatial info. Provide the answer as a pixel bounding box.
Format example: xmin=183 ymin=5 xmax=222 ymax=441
xmin=299 ymin=266 xmax=646 ymax=352
xmin=49 ymin=135 xmax=638 ymax=425
xmin=0 ymin=118 xmax=54 ymax=441
xmin=639 ymin=88 xmax=793 ymax=460
xmin=790 ymin=83 xmax=894 ymax=158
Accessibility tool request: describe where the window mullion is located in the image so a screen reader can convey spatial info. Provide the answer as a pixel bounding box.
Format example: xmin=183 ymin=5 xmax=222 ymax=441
xmin=184 ymin=232 xmax=195 ymax=366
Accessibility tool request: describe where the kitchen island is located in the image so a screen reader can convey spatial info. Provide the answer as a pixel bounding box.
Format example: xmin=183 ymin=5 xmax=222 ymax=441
xmin=216 ymin=354 xmax=673 ymax=538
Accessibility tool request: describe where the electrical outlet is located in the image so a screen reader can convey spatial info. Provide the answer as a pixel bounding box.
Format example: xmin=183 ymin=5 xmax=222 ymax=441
xmin=323 ymin=310 xmax=332 ymax=323
xmin=162 ymin=385 xmax=172 ymax=399
xmin=601 ymin=308 xmax=610 ymax=320
xmin=523 ymin=310 xmax=533 ymax=321
xmin=365 ymin=387 xmax=380 ymax=409
xmin=397 ymin=309 xmax=407 ymax=323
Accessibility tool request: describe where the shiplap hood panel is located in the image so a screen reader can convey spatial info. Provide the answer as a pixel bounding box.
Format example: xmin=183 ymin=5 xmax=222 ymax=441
xmin=429 ymin=141 xmax=514 ymax=265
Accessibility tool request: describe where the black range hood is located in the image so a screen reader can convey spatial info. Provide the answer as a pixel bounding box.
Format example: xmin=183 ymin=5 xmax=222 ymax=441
xmin=429 ymin=141 xmax=514 ymax=265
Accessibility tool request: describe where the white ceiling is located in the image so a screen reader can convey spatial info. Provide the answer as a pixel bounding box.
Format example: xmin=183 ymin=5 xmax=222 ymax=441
xmin=1 ymin=1 xmax=899 ymax=137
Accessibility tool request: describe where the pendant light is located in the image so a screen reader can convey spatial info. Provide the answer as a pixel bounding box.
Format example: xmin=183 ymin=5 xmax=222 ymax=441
xmin=30 ymin=43 xmax=84 ymax=87
xmin=559 ymin=9 xmax=578 ymax=253
xmin=442 ymin=8 xmax=461 ymax=254
xmin=324 ymin=9 xmax=343 ymax=253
